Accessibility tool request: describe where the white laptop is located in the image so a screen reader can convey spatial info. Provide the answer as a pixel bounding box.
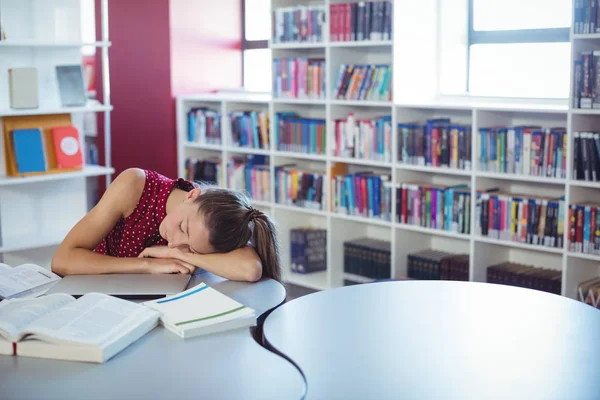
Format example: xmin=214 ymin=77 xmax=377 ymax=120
xmin=46 ymin=274 xmax=191 ymax=300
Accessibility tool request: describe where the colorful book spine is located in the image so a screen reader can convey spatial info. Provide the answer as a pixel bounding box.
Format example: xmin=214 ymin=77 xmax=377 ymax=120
xmin=396 ymin=183 xmax=471 ymax=235
xmin=275 ymin=112 xmax=326 ymax=154
xmin=275 ymin=166 xmax=325 ymax=210
xmin=475 ymin=192 xmax=565 ymax=248
xmin=273 ymin=58 xmax=326 ymax=100
xmin=479 ymin=126 xmax=566 ymax=178
xmin=406 ymin=250 xmax=469 ymax=281
xmin=487 ymin=262 xmax=561 ymax=295
xmin=187 ymin=108 xmax=221 ymax=145
xmin=331 ymin=173 xmax=393 ymax=221
xmin=329 ymin=1 xmax=393 ymax=42
xmin=573 ymin=1 xmax=600 ymax=34
xmin=573 ymin=131 xmax=600 ymax=181
xmin=291 ymin=228 xmax=327 ymax=274
xmin=226 ymin=156 xmax=270 ymax=202
xmin=573 ymin=50 xmax=600 ymax=109
xmin=229 ymin=111 xmax=269 ymax=150
xmin=334 ymin=114 xmax=392 ymax=162
xmin=184 ymin=158 xmax=223 ymax=187
xmin=568 ymin=202 xmax=600 ymax=255
xmin=272 ymin=5 xmax=326 ymax=44
xmin=333 ymin=64 xmax=392 ymax=101
xmin=397 ymin=120 xmax=471 ymax=170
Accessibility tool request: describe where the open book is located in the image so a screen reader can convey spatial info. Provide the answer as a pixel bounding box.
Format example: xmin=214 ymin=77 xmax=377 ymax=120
xmin=144 ymin=283 xmax=256 ymax=339
xmin=0 ymin=263 xmax=61 ymax=300
xmin=0 ymin=293 xmax=159 ymax=363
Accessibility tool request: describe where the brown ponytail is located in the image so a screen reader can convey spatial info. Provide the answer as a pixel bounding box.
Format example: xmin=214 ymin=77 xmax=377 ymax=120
xmin=193 ymin=184 xmax=282 ymax=282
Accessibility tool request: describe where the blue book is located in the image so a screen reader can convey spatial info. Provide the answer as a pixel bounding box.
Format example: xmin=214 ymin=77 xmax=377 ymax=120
xmin=12 ymin=128 xmax=47 ymax=173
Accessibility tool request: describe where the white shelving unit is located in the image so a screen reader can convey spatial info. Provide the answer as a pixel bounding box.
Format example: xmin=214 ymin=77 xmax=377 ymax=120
xmin=0 ymin=0 xmax=113 ymax=267
xmin=175 ymin=0 xmax=598 ymax=301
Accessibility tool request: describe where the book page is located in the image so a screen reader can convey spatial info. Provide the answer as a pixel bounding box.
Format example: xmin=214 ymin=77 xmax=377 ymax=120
xmin=0 ymin=264 xmax=61 ymax=299
xmin=0 ymin=293 xmax=74 ymax=342
xmin=22 ymin=293 xmax=158 ymax=346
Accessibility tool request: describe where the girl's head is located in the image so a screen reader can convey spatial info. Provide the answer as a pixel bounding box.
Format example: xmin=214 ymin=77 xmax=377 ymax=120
xmin=159 ymin=184 xmax=281 ymax=281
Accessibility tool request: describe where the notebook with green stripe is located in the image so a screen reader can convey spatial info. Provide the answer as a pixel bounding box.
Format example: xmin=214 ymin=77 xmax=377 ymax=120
xmin=143 ymin=283 xmax=256 ymax=339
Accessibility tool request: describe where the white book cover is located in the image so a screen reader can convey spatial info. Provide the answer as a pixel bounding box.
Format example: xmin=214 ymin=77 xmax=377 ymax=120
xmin=144 ymin=283 xmax=256 ymax=338
xmin=0 ymin=263 xmax=61 ymax=300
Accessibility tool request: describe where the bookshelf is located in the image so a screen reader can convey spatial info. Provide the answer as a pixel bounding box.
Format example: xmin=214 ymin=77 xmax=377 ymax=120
xmin=175 ymin=0 xmax=599 ymax=302
xmin=0 ymin=0 xmax=113 ymax=267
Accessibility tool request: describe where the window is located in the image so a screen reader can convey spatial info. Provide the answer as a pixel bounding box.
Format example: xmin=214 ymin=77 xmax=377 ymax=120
xmin=242 ymin=0 xmax=271 ymax=92
xmin=467 ymin=0 xmax=571 ymax=98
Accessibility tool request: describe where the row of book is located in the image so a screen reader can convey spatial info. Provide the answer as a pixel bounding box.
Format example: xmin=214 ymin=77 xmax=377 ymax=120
xmin=398 ymin=119 xmax=472 ymax=170
xmin=273 ymin=58 xmax=326 ymax=100
xmin=479 ymin=127 xmax=567 ymax=178
xmin=229 ymin=111 xmax=269 ymax=150
xmin=476 ymin=193 xmax=565 ymax=249
xmin=343 ymin=238 xmax=391 ymax=281
xmin=275 ymin=166 xmax=325 ymax=210
xmin=183 ymin=158 xmax=224 ymax=187
xmin=407 ymin=250 xmax=469 ymax=281
xmin=396 ymin=184 xmax=472 ymax=235
xmin=333 ymin=64 xmax=392 ymax=101
xmin=331 ymin=173 xmax=393 ymax=221
xmin=330 ymin=1 xmax=393 ymax=42
xmin=333 ymin=114 xmax=392 ymax=162
xmin=573 ymin=51 xmax=600 ymax=109
xmin=487 ymin=262 xmax=561 ymax=295
xmin=578 ymin=277 xmax=600 ymax=309
xmin=568 ymin=203 xmax=600 ymax=255
xmin=226 ymin=156 xmax=270 ymax=203
xmin=275 ymin=112 xmax=326 ymax=154
xmin=573 ymin=1 xmax=600 ymax=34
xmin=573 ymin=131 xmax=600 ymax=181
xmin=271 ymin=6 xmax=326 ymax=44
xmin=291 ymin=228 xmax=327 ymax=274
xmin=187 ymin=108 xmax=221 ymax=145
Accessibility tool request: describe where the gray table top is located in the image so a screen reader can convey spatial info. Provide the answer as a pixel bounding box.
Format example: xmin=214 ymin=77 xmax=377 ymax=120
xmin=1 ymin=271 xmax=305 ymax=400
xmin=263 ymin=281 xmax=600 ymax=400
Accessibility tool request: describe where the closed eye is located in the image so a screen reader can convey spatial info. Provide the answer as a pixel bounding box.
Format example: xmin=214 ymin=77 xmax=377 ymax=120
xmin=179 ymin=221 xmax=184 ymax=233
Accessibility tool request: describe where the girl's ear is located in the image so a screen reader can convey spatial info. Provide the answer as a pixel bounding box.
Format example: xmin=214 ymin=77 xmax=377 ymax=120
xmin=186 ymin=188 xmax=202 ymax=200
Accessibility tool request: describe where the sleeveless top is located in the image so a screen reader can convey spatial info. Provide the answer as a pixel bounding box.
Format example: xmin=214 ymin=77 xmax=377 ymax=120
xmin=94 ymin=169 xmax=195 ymax=257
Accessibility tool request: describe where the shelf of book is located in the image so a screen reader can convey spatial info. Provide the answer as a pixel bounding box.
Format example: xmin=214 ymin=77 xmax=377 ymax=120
xmin=272 ymin=98 xmax=327 ymax=105
xmin=569 ymin=108 xmax=600 ymax=114
xmin=249 ymin=199 xmax=273 ymax=209
xmin=476 ymin=171 xmax=567 ymax=185
xmin=343 ymin=273 xmax=376 ymax=284
xmin=329 ymin=40 xmax=393 ymax=48
xmin=273 ymin=203 xmax=328 ymax=217
xmin=330 ymin=213 xmax=393 ymax=228
xmin=271 ymin=42 xmax=326 ymax=49
xmin=474 ymin=236 xmax=565 ymax=255
xmin=570 ymin=180 xmax=600 ymax=189
xmin=330 ymin=157 xmax=392 ymax=168
xmin=572 ymin=33 xmax=600 ymax=40
xmin=567 ymin=252 xmax=600 ymax=262
xmin=0 ymin=103 xmax=113 ymax=117
xmin=273 ymin=151 xmax=327 ymax=161
xmin=395 ymin=223 xmax=471 ymax=241
xmin=0 ymin=166 xmax=114 ymax=187
xmin=184 ymin=143 xmax=223 ymax=151
xmin=329 ymin=100 xmax=393 ymax=107
xmin=395 ymin=164 xmax=472 ymax=176
xmin=226 ymin=147 xmax=271 ymax=156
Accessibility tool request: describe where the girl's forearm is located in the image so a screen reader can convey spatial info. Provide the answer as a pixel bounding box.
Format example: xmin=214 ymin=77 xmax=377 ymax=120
xmin=52 ymin=247 xmax=149 ymax=276
xmin=175 ymin=247 xmax=262 ymax=282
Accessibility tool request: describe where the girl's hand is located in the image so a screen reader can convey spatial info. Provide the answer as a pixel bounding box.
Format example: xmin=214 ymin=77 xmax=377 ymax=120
xmin=145 ymin=257 xmax=196 ymax=274
xmin=138 ymin=246 xmax=173 ymax=259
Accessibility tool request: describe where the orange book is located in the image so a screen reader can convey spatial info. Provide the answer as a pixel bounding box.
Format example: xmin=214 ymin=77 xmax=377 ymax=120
xmin=51 ymin=126 xmax=83 ymax=169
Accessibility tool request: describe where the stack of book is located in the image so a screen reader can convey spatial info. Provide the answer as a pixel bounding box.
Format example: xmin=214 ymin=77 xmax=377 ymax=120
xmin=343 ymin=238 xmax=391 ymax=284
xmin=396 ymin=183 xmax=471 ymax=235
xmin=187 ymin=108 xmax=221 ymax=145
xmin=271 ymin=5 xmax=326 ymax=44
xmin=479 ymin=126 xmax=567 ymax=178
xmin=275 ymin=166 xmax=325 ymax=210
xmin=487 ymin=262 xmax=561 ymax=295
xmin=333 ymin=64 xmax=392 ymax=101
xmin=330 ymin=1 xmax=393 ymax=42
xmin=275 ymin=112 xmax=326 ymax=155
xmin=273 ymin=58 xmax=326 ymax=99
xmin=573 ymin=51 xmax=600 ymax=109
xmin=331 ymin=172 xmax=393 ymax=221
xmin=226 ymin=156 xmax=270 ymax=203
xmin=573 ymin=4 xmax=600 ymax=34
xmin=568 ymin=202 xmax=600 ymax=255
xmin=573 ymin=132 xmax=600 ymax=181
xmin=476 ymin=192 xmax=565 ymax=248
xmin=229 ymin=111 xmax=269 ymax=150
xmin=290 ymin=228 xmax=327 ymax=274
xmin=184 ymin=158 xmax=223 ymax=187
xmin=398 ymin=119 xmax=472 ymax=170
xmin=334 ymin=114 xmax=392 ymax=162
xmin=406 ymin=250 xmax=469 ymax=281
xmin=578 ymin=277 xmax=600 ymax=309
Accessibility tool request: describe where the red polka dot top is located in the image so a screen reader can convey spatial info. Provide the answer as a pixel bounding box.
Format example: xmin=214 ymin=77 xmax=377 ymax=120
xmin=94 ymin=169 xmax=195 ymax=257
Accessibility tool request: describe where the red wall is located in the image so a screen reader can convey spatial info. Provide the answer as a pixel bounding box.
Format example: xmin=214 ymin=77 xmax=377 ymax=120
xmin=95 ymin=0 xmax=242 ymax=183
